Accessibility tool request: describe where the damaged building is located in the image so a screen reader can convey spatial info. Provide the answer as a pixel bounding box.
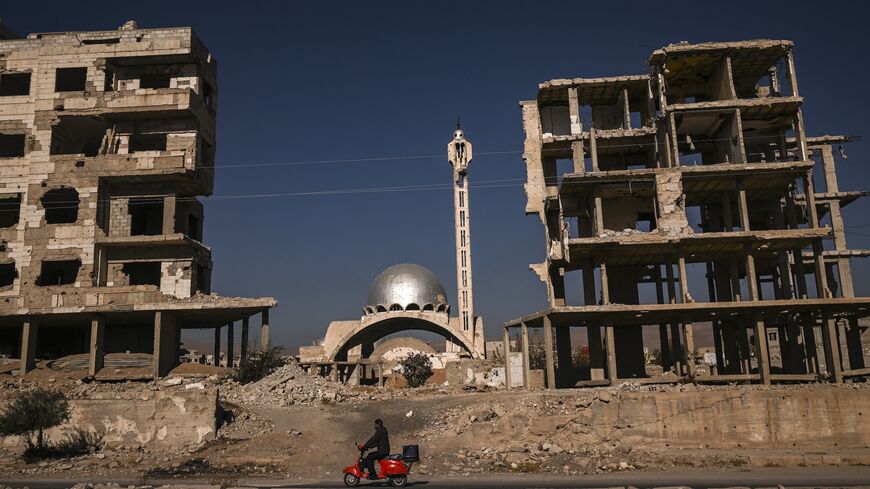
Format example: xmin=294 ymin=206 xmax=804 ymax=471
xmin=0 ymin=21 xmax=275 ymax=379
xmin=504 ymin=40 xmax=870 ymax=389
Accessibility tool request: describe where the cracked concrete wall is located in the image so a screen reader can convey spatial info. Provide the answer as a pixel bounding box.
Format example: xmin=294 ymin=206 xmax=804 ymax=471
xmin=654 ymin=168 xmax=690 ymax=234
xmin=473 ymin=387 xmax=870 ymax=450
xmin=0 ymin=388 xmax=217 ymax=449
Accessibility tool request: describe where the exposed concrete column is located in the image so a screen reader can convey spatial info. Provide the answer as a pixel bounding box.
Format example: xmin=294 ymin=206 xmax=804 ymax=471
xmin=753 ymin=313 xmax=771 ymax=384
xmin=162 ymin=195 xmax=177 ymax=234
xmin=665 ymin=260 xmax=682 ymax=374
xmin=260 ymin=308 xmax=271 ymax=349
xmin=226 ymin=322 xmax=235 ymax=369
xmin=652 ymin=264 xmax=672 ymax=371
xmin=20 ymin=320 xmax=38 ymax=374
xmin=804 ymin=173 xmax=831 ymax=300
xmin=378 ymin=363 xmax=384 ymax=387
xmin=599 ymin=260 xmax=617 ymax=383
xmin=583 ymin=259 xmax=604 ymax=381
xmin=520 ymin=322 xmax=531 ymax=390
xmin=677 ymin=252 xmax=694 ymax=378
xmin=502 ymin=326 xmax=512 ymax=390
xmin=213 ymin=326 xmax=221 ymax=367
xmin=88 ymin=316 xmax=106 ymax=376
xmin=542 ymin=315 xmax=556 ymax=390
xmin=821 ymin=312 xmax=843 ymax=383
xmin=152 ymin=311 xmax=178 ymax=379
xmin=555 ymin=324 xmax=573 ymax=388
xmin=736 ymin=179 xmax=750 ymax=231
xmin=240 ymin=317 xmax=250 ymax=367
xmin=589 ymin=127 xmax=599 ymax=172
xmin=744 ymin=245 xmax=770 ymax=384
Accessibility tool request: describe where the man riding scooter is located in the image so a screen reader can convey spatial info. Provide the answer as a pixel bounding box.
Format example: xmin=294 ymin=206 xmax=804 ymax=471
xmin=358 ymin=418 xmax=390 ymax=480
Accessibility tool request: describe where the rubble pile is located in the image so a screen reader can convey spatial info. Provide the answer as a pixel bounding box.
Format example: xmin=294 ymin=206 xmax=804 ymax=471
xmin=220 ymin=362 xmax=360 ymax=406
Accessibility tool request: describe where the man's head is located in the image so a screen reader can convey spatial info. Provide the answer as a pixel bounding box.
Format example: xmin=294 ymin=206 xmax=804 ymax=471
xmin=375 ymin=418 xmax=383 ymax=428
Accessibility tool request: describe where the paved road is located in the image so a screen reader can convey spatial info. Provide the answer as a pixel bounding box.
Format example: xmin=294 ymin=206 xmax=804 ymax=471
xmin=4 ymin=467 xmax=870 ymax=488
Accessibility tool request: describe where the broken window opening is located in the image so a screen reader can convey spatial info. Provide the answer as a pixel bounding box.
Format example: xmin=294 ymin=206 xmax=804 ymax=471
xmin=635 ymin=212 xmax=656 ymax=232
xmin=139 ymin=73 xmax=172 ymax=89
xmin=195 ymin=264 xmax=210 ymax=294
xmin=0 ymin=262 xmax=16 ymax=288
xmin=0 ymin=134 xmax=25 ymax=158
xmin=38 ymin=259 xmax=80 ymax=286
xmin=42 ymin=188 xmax=79 ymax=224
xmin=50 ymin=116 xmax=106 ymax=157
xmin=129 ymin=197 xmax=164 ymax=236
xmin=122 ymin=262 xmax=161 ymax=286
xmin=0 ymin=194 xmax=21 ymax=228
xmin=104 ymin=70 xmax=115 ymax=92
xmin=55 ymin=67 xmax=88 ymax=92
xmin=0 ymin=72 xmax=31 ymax=96
xmin=202 ymin=81 xmax=214 ymax=110
xmin=129 ymin=133 xmax=167 ymax=153
xmin=187 ymin=214 xmax=201 ymax=241
xmin=82 ymin=38 xmax=119 ymax=45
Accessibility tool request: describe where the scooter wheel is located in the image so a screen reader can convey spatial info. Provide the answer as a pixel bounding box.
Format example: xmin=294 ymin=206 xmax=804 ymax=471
xmin=389 ymin=475 xmax=407 ymax=487
xmin=344 ymin=473 xmax=360 ymax=487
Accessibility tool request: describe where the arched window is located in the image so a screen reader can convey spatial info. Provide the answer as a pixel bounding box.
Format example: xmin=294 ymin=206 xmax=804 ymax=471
xmin=42 ymin=187 xmax=79 ymax=224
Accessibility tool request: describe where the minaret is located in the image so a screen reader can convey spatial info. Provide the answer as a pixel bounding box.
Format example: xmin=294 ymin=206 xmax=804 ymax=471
xmin=447 ymin=121 xmax=475 ymax=340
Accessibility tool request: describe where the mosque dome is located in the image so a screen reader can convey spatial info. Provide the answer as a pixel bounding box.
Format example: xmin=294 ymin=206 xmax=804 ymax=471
xmin=365 ymin=263 xmax=450 ymax=315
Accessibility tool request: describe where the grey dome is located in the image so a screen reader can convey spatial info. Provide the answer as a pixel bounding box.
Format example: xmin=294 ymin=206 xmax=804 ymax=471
xmin=365 ymin=264 xmax=449 ymax=314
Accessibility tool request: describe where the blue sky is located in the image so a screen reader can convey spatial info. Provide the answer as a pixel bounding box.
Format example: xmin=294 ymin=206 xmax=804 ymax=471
xmin=3 ymin=1 xmax=869 ymax=350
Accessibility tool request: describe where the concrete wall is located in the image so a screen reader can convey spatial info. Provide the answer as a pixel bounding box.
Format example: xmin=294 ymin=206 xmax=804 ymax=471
xmin=485 ymin=386 xmax=870 ymax=450
xmin=0 ymin=387 xmax=217 ymax=449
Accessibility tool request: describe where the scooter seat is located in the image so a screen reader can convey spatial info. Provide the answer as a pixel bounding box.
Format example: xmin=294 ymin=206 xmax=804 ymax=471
xmin=386 ymin=454 xmax=403 ymax=460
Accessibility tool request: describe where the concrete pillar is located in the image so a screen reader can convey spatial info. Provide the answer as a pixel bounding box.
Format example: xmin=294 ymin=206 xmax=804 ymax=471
xmin=162 ymin=195 xmax=177 ymax=234
xmin=88 ymin=316 xmax=106 ymax=376
xmin=845 ymin=318 xmax=865 ymax=371
xmin=543 ymin=315 xmax=556 ymax=390
xmin=589 ymin=127 xmax=599 ymax=171
xmin=152 ymin=311 xmax=178 ymax=379
xmin=378 ymin=363 xmax=384 ymax=387
xmin=20 ymin=320 xmax=38 ymax=374
xmin=653 ymin=265 xmax=672 ymax=371
xmin=588 ymin=325 xmax=604 ymax=381
xmin=599 ymin=260 xmax=617 ymax=383
xmin=583 ymin=259 xmax=604 ymax=380
xmin=502 ymin=326 xmax=512 ymax=390
xmin=213 ymin=326 xmax=221 ymax=367
xmin=822 ymin=313 xmax=843 ymax=383
xmin=555 ymin=324 xmax=573 ymax=388
xmin=260 ymin=308 xmax=270 ymax=349
xmin=520 ymin=322 xmax=531 ymax=390
xmin=753 ymin=315 xmax=770 ymax=384
xmin=240 ymin=317 xmax=250 ymax=367
xmin=226 ymin=322 xmax=235 ymax=369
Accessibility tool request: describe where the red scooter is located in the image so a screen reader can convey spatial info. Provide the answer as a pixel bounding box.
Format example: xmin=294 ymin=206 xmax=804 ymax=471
xmin=343 ymin=443 xmax=415 ymax=487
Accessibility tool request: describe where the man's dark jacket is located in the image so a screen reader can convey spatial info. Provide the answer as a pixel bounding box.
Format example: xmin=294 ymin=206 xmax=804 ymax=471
xmin=364 ymin=425 xmax=390 ymax=454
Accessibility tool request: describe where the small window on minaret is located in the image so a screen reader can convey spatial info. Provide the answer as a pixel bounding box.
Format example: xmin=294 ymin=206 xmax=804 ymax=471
xmin=459 ymin=191 xmax=464 ymax=207
xmin=461 ymin=251 xmax=466 ymax=267
xmin=460 ymin=230 xmax=466 ymax=247
xmin=460 ymin=211 xmax=465 ymax=227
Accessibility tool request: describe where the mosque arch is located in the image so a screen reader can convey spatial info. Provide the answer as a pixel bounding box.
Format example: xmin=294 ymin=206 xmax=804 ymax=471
xmin=327 ymin=315 xmax=474 ymax=362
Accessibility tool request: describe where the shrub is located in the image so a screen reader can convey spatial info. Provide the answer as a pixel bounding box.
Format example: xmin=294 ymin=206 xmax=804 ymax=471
xmin=0 ymin=387 xmax=70 ymax=451
xmin=233 ymin=347 xmax=286 ymax=384
xmin=400 ymin=352 xmax=433 ymax=388
xmin=53 ymin=427 xmax=104 ymax=456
